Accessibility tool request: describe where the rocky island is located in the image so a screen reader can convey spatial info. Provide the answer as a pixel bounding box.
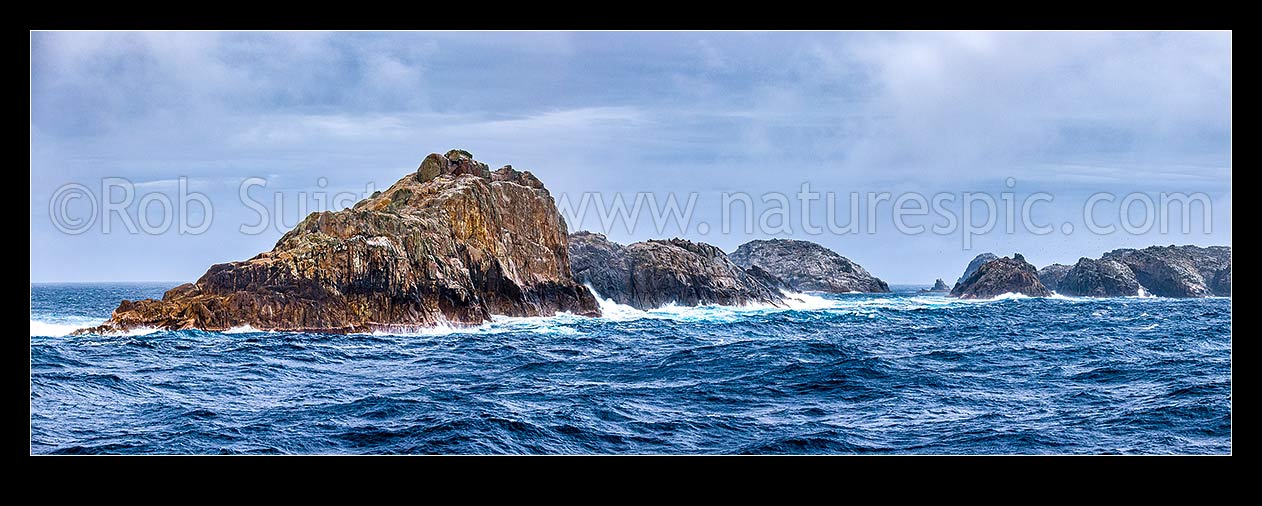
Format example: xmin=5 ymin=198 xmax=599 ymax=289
xmin=920 ymin=279 xmax=950 ymax=292
xmin=729 ymin=239 xmax=889 ymax=293
xmin=1043 ymin=245 xmax=1231 ymax=297
xmin=949 ymin=253 xmax=1051 ymax=299
xmin=1055 ymin=257 xmax=1141 ymax=297
xmin=568 ymin=232 xmax=784 ymax=310
xmin=77 ymin=150 xmax=600 ymax=334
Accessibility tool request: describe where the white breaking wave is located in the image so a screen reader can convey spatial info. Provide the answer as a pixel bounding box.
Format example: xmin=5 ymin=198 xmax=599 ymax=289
xmin=360 ymin=312 xmax=588 ymax=337
xmin=988 ymin=292 xmax=1031 ymax=300
xmin=30 ymin=320 xmax=95 ymax=337
xmin=33 ymin=284 xmax=1185 ymax=339
xmin=30 ymin=317 xmax=160 ymax=337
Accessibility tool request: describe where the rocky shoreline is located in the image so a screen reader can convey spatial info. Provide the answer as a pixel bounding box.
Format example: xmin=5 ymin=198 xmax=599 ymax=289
xmin=949 ymin=245 xmax=1231 ymax=299
xmin=74 ymin=150 xmax=1231 ymax=334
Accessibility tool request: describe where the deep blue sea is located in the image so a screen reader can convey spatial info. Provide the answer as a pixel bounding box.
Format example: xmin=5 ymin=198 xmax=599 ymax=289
xmin=30 ymin=282 xmax=1231 ymax=454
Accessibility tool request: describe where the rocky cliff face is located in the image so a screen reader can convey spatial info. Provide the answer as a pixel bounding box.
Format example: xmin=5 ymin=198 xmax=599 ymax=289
xmin=1057 ymin=258 xmax=1140 ymax=297
xmin=956 ymin=253 xmax=998 ymax=285
xmin=569 ymin=232 xmax=784 ymax=310
xmin=728 ymin=239 xmax=889 ymax=293
xmin=77 ymin=150 xmax=600 ymax=334
xmin=949 ymin=253 xmax=1051 ymax=299
xmin=1211 ymin=266 xmax=1231 ymax=296
xmin=1102 ymin=245 xmax=1231 ymax=297
xmin=1037 ymin=263 xmax=1072 ymax=292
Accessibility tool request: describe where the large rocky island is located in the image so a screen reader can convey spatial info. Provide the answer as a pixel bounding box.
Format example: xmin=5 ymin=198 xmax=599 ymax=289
xmin=729 ymin=239 xmax=889 ymax=293
xmin=77 ymin=150 xmax=600 ymax=334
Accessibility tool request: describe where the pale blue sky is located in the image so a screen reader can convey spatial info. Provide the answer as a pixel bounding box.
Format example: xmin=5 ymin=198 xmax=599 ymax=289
xmin=30 ymin=31 xmax=1231 ymax=283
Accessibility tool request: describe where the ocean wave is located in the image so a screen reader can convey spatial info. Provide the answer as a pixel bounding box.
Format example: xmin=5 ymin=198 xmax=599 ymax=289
xmin=30 ymin=320 xmax=94 ymax=337
xmin=32 ymin=290 xmax=1195 ymax=340
xmin=29 ymin=283 xmax=1232 ymax=454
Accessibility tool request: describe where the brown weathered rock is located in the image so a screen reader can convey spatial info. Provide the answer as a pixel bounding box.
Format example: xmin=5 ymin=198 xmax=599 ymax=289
xmin=446 ymin=149 xmax=491 ymax=178
xmin=416 ymin=153 xmax=452 ymax=182
xmin=76 ymin=150 xmax=600 ymax=335
xmin=491 ymin=165 xmax=545 ymax=190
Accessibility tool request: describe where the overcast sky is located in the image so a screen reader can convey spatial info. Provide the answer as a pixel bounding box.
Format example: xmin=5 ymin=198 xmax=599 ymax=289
xmin=30 ymin=31 xmax=1231 ymax=283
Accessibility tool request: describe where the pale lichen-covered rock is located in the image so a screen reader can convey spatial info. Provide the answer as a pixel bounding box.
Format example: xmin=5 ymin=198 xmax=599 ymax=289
xmin=1102 ymin=245 xmax=1231 ymax=297
xmin=728 ymin=239 xmax=888 ymax=293
xmin=1038 ymin=263 xmax=1072 ymax=292
xmin=77 ymin=150 xmax=599 ymax=334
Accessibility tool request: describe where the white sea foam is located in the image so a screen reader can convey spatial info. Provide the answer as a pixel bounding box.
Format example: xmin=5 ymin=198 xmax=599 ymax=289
xmin=988 ymin=292 xmax=1031 ymax=300
xmin=30 ymin=319 xmax=96 ymax=337
xmin=223 ymin=324 xmax=263 ymax=334
xmin=31 ymin=318 xmax=161 ymax=338
xmin=359 ymin=311 xmax=589 ymax=337
xmin=780 ymin=291 xmax=839 ymax=310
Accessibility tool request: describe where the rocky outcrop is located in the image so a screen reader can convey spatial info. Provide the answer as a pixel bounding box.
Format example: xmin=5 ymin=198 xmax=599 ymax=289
xmin=956 ymin=253 xmax=998 ymax=285
xmin=728 ymin=239 xmax=889 ymax=293
xmin=1038 ymin=263 xmax=1072 ymax=292
xmin=77 ymin=150 xmax=600 ymax=334
xmin=1102 ymin=245 xmax=1231 ymax=297
xmin=569 ymin=232 xmax=784 ymax=310
xmin=1057 ymin=258 xmax=1140 ymax=297
xmin=949 ymin=253 xmax=1051 ymax=299
xmin=918 ymin=279 xmax=950 ymax=293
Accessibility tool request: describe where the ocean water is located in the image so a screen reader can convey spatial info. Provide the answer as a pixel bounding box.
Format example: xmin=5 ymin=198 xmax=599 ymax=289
xmin=30 ymin=282 xmax=1231 ymax=454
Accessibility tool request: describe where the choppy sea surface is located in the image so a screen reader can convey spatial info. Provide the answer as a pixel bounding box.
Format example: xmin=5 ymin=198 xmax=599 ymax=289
xmin=30 ymin=282 xmax=1231 ymax=454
